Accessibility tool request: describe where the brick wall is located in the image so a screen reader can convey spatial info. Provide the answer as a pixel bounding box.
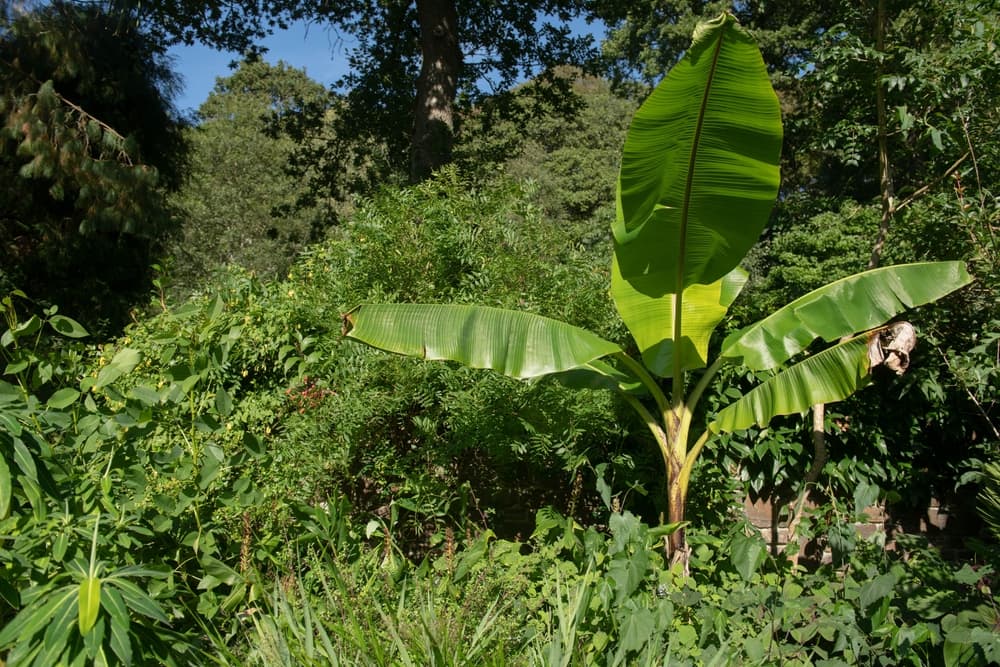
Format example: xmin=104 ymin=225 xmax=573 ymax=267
xmin=743 ymin=494 xmax=982 ymax=561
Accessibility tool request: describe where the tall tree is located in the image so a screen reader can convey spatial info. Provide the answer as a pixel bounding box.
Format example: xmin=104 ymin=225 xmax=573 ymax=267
xmin=120 ymin=0 xmax=598 ymax=183
xmin=0 ymin=0 xmax=186 ymax=332
xmin=167 ymin=57 xmax=332 ymax=294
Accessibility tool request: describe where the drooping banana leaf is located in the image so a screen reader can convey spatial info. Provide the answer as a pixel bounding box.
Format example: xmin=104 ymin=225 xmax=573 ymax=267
xmin=720 ymin=261 xmax=972 ymax=371
xmin=342 ymin=303 xmax=623 ymax=380
xmin=711 ymin=335 xmax=872 ymax=433
xmin=613 ymin=12 xmax=782 ymax=297
xmin=612 ymin=259 xmax=746 ymax=375
xmin=544 ymin=358 xmax=647 ymax=395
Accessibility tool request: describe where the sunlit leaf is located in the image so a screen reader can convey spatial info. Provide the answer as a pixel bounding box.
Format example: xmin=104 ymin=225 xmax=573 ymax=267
xmin=107 ymin=579 xmax=169 ymax=624
xmin=102 ymin=587 xmax=132 ymax=666
xmin=78 ymin=577 xmax=101 ymax=635
xmin=712 ymin=336 xmax=872 ymax=433
xmin=46 ymin=387 xmax=80 ymax=409
xmin=94 ymin=348 xmax=142 ymax=389
xmin=344 ymin=303 xmax=621 ymax=380
xmin=613 ymin=13 xmax=782 ymax=295
xmin=721 ymin=262 xmax=971 ymax=370
xmin=613 ymin=261 xmax=746 ymax=374
xmin=48 ymin=314 xmax=89 ymax=338
xmin=214 ymin=387 xmax=233 ymax=417
xmin=0 ymin=456 xmax=10 ymax=519
xmin=731 ymin=531 xmax=767 ymax=581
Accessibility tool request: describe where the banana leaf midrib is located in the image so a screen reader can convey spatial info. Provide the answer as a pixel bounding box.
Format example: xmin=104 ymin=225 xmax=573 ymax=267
xmin=672 ymin=24 xmax=728 ymax=389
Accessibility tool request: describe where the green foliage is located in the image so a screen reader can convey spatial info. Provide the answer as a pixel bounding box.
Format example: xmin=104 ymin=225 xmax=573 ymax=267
xmin=342 ymin=14 xmax=971 ymax=566
xmin=800 ymin=0 xmax=999 ymax=198
xmin=0 ymin=0 xmax=187 ymax=334
xmin=0 ymin=298 xmax=209 ymax=663
xmin=0 ymin=278 xmax=338 ymax=663
xmin=166 ymin=57 xmax=333 ymax=296
xmin=276 ymin=169 xmax=632 ymax=541
xmin=459 ymin=72 xmax=637 ymax=243
xmin=223 ymin=505 xmax=1000 ymax=665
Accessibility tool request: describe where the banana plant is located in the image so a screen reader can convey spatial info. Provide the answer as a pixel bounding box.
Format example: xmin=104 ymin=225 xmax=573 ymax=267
xmin=342 ymin=13 xmax=972 ymax=563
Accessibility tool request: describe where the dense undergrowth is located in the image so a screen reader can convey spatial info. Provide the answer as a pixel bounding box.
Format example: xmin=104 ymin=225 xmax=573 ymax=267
xmin=2 ymin=170 xmax=999 ymax=665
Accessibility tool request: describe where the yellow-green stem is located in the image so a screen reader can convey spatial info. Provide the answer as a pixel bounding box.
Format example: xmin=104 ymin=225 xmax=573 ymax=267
xmin=679 ymin=429 xmax=712 ymax=501
xmin=615 ymin=352 xmax=671 ymax=422
xmin=622 ymin=393 xmax=669 ymax=469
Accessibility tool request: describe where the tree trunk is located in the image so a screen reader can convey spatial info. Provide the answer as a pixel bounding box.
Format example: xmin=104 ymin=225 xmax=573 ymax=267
xmin=868 ymin=0 xmax=895 ymax=272
xmin=411 ymin=0 xmax=461 ymax=183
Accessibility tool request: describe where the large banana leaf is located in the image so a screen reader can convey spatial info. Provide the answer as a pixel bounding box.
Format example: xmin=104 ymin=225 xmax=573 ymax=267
xmin=613 ymin=13 xmax=782 ymax=296
xmin=721 ymin=261 xmax=972 ymax=370
xmin=711 ymin=335 xmax=872 ymax=433
xmin=611 ymin=259 xmax=746 ymax=375
xmin=342 ymin=303 xmax=623 ymax=380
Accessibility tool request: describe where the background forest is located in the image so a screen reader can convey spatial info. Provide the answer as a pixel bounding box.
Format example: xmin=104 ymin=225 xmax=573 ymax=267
xmin=1 ymin=0 xmax=999 ymax=664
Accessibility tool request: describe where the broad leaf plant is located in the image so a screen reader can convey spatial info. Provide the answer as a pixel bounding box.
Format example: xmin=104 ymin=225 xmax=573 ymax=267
xmin=342 ymin=14 xmax=972 ymax=564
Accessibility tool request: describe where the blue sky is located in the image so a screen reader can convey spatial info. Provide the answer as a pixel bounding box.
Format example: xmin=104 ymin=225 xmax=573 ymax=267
xmin=167 ymin=20 xmax=354 ymax=114
xmin=167 ymin=17 xmax=605 ymax=115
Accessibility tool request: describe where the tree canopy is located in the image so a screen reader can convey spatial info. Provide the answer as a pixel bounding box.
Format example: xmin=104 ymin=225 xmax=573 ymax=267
xmin=166 ymin=57 xmax=332 ymax=294
xmin=0 ymin=0 xmax=186 ymax=332
xmin=122 ymin=0 xmax=599 ymax=184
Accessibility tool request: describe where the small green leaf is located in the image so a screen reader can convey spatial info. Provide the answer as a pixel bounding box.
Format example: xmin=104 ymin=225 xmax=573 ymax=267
xmin=52 ymin=532 xmax=69 ymax=561
xmin=12 ymin=437 xmax=38 ymax=482
xmin=860 ymin=572 xmax=899 ymax=609
xmin=94 ymin=348 xmax=142 ymax=389
xmin=618 ymin=601 xmax=655 ymax=653
xmin=0 ymin=411 xmax=21 ymax=436
xmin=102 ymin=588 xmax=132 ymax=666
xmin=39 ymin=590 xmax=79 ymax=665
xmin=453 ymin=530 xmax=494 ymax=583
xmin=47 ymin=387 xmax=80 ymax=409
xmin=731 ymin=531 xmax=767 ymax=581
xmin=107 ymin=579 xmax=169 ymax=624
xmin=214 ymin=387 xmax=233 ymax=417
xmin=931 ymin=128 xmax=944 ymax=150
xmin=48 ymin=315 xmax=89 ymax=338
xmin=78 ymin=577 xmax=102 ymax=635
xmin=0 ymin=586 xmax=62 ymax=647
xmin=647 ymin=521 xmax=687 ymax=540
xmin=197 ymin=448 xmax=224 ymax=490
xmin=0 ymin=456 xmax=10 ymax=519
xmin=853 ymin=480 xmax=880 ymax=514
xmin=5 ymin=359 xmax=29 ymax=375
xmin=14 ymin=315 xmax=42 ymax=337
xmin=127 ymin=385 xmax=161 ymax=406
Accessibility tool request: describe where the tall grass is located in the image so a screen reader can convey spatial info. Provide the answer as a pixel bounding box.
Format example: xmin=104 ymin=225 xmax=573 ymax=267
xmin=224 ymin=548 xmax=524 ymax=666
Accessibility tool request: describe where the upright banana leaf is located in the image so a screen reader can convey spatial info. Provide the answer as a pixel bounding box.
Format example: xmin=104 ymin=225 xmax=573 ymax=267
xmin=721 ymin=261 xmax=972 ymax=370
xmin=612 ymin=260 xmax=746 ymax=374
xmin=711 ymin=335 xmax=872 ymax=433
xmin=613 ymin=13 xmax=782 ymax=296
xmin=342 ymin=303 xmax=623 ymax=380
